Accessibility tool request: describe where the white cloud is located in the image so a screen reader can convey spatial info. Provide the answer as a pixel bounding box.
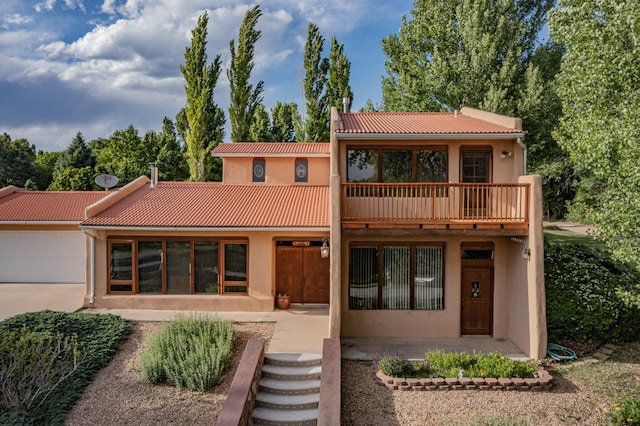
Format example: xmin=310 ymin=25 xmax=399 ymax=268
xmin=34 ymin=0 xmax=56 ymax=13
xmin=3 ymin=13 xmax=33 ymax=27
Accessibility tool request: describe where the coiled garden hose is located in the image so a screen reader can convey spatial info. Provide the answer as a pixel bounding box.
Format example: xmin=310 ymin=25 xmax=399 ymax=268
xmin=547 ymin=343 xmax=577 ymax=361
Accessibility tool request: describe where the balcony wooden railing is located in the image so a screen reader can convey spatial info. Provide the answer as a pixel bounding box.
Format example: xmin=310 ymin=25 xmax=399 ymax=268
xmin=341 ymin=182 xmax=530 ymax=229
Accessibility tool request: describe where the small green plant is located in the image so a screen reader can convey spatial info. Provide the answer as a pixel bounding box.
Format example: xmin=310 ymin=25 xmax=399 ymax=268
xmin=606 ymin=396 xmax=640 ymax=425
xmin=138 ymin=313 xmax=236 ymax=392
xmin=0 ymin=327 xmax=83 ymax=411
xmin=375 ymin=352 xmax=414 ymax=378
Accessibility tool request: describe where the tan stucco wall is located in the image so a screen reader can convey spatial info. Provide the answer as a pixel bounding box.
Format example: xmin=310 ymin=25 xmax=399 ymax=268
xmin=222 ymin=156 xmax=329 ymax=185
xmin=85 ymin=229 xmax=328 ymax=312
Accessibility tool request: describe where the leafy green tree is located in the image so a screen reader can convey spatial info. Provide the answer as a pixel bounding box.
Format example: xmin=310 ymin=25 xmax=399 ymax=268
xmin=302 ymin=23 xmax=330 ymax=142
xmin=550 ymin=0 xmax=640 ymax=267
xmin=33 ymin=150 xmax=59 ymax=190
xmin=180 ymin=12 xmax=225 ymax=180
xmin=327 ymin=36 xmax=354 ymax=112
xmin=0 ymin=133 xmax=37 ymax=188
xmin=156 ymin=117 xmax=188 ymax=181
xmin=249 ymin=104 xmax=272 ymax=142
xmin=271 ymin=102 xmax=299 ymax=142
xmin=93 ymin=125 xmax=161 ymax=185
xmin=381 ymin=0 xmax=551 ymax=114
xmin=228 ymin=5 xmax=264 ymax=142
xmin=48 ymin=166 xmax=96 ymax=191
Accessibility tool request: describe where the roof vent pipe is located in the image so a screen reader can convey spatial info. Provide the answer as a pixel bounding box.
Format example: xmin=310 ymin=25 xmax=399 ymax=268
xmin=342 ymin=97 xmax=351 ymax=113
xmin=150 ymin=162 xmax=158 ymax=188
xmin=454 ymin=110 xmax=459 ymax=118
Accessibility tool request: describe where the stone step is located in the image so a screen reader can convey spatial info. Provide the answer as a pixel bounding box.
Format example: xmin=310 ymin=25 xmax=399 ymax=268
xmin=255 ymin=392 xmax=320 ymax=410
xmin=259 ymin=377 xmax=321 ymax=396
xmin=264 ymin=353 xmax=322 ymax=368
xmin=252 ymin=407 xmax=319 ymax=426
xmin=261 ymin=364 xmax=322 ymax=381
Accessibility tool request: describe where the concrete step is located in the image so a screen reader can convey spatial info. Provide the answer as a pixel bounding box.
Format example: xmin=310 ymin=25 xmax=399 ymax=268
xmin=255 ymin=392 xmax=320 ymax=410
xmin=261 ymin=364 xmax=322 ymax=381
xmin=264 ymin=353 xmax=322 ymax=368
xmin=252 ymin=407 xmax=319 ymax=426
xmin=259 ymin=377 xmax=321 ymax=396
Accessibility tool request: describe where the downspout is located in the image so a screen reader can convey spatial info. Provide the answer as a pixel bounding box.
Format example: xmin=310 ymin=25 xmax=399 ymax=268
xmin=517 ymin=137 xmax=527 ymax=175
xmin=89 ymin=235 xmax=95 ymax=305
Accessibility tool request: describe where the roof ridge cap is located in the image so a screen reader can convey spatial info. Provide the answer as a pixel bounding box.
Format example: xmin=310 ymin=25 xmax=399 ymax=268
xmin=0 ymin=185 xmax=20 ymax=199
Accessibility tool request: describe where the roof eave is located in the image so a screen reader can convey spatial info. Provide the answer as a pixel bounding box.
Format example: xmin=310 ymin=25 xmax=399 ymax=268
xmin=81 ymin=225 xmax=330 ymax=232
xmin=0 ymin=221 xmax=81 ymax=225
xmin=335 ymin=132 xmax=525 ymax=140
xmin=213 ymin=153 xmax=330 ymax=158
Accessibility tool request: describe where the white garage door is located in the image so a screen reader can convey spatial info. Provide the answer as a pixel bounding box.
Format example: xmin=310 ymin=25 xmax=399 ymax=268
xmin=0 ymin=231 xmax=86 ymax=283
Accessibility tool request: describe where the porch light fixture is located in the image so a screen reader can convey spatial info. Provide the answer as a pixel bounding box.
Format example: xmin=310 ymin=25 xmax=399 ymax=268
xmin=500 ymin=151 xmax=512 ymax=159
xmin=522 ymin=247 xmax=531 ymax=261
xmin=320 ymin=237 xmax=330 ymax=258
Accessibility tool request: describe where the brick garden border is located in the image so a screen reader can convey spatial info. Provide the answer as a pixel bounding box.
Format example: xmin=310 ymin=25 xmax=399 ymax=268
xmin=374 ymin=368 xmax=554 ymax=391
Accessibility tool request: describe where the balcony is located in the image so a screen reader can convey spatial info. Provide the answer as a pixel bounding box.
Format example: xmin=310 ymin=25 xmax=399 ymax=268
xmin=341 ymin=182 xmax=530 ymax=231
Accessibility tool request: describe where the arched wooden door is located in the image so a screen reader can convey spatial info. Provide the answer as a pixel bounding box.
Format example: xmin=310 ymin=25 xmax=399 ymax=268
xmin=276 ymin=243 xmax=329 ymax=304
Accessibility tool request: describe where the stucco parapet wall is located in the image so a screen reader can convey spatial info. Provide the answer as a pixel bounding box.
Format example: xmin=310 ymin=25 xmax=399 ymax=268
xmin=460 ymin=107 xmax=522 ymax=131
xmin=374 ymin=368 xmax=553 ymax=391
xmin=0 ymin=185 xmax=20 ymax=199
xmin=85 ymin=175 xmax=149 ymax=219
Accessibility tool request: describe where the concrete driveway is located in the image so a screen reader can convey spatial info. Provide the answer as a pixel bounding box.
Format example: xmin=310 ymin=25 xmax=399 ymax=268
xmin=0 ymin=283 xmax=85 ymax=321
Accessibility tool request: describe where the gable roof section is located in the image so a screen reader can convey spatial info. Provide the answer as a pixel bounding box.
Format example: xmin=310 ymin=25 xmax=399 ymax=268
xmin=81 ymin=181 xmax=329 ymax=229
xmin=212 ymin=142 xmax=329 ymax=157
xmin=336 ymin=109 xmax=524 ymax=139
xmin=0 ymin=186 xmax=107 ymax=222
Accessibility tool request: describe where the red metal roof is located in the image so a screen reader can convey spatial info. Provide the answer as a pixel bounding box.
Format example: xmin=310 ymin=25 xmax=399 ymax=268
xmin=212 ymin=142 xmax=329 ymax=156
xmin=82 ymin=182 xmax=329 ymax=228
xmin=0 ymin=190 xmax=107 ymax=222
xmin=337 ymin=112 xmax=519 ymax=135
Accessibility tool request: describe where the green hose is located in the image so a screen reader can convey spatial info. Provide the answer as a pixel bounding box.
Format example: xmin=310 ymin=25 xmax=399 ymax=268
xmin=547 ymin=343 xmax=577 ymax=361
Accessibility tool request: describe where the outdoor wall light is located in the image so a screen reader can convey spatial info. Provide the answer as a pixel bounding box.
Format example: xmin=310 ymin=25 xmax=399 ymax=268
xmin=320 ymin=237 xmax=330 ymax=258
xmin=500 ymin=150 xmax=512 ymax=159
xmin=522 ymin=247 xmax=531 ymax=261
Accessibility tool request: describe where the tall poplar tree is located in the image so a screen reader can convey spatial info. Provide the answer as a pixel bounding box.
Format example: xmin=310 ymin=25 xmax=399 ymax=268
xmin=271 ymin=102 xmax=298 ymax=142
xmin=302 ymin=23 xmax=330 ymax=142
xmin=327 ymin=36 xmax=354 ymax=112
xmin=180 ymin=12 xmax=225 ymax=181
xmin=228 ymin=5 xmax=264 ymax=142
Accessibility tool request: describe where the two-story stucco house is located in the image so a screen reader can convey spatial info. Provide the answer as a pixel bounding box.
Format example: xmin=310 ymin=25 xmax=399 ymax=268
xmin=77 ymin=106 xmax=545 ymax=359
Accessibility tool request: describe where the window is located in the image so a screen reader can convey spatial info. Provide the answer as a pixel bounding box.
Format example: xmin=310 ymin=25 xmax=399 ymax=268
xmin=107 ymin=238 xmax=247 ymax=295
xmin=295 ymin=158 xmax=308 ymax=182
xmin=253 ymin=158 xmax=265 ymax=182
xmin=349 ymin=243 xmax=444 ymax=310
xmin=347 ymin=147 xmax=447 ymax=183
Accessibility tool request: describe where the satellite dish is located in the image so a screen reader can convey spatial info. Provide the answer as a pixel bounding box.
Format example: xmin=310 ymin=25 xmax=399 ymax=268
xmin=95 ymin=174 xmax=119 ymax=191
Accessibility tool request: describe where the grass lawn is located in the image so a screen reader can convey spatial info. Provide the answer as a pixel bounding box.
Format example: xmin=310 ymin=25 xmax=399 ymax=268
xmin=543 ymin=225 xmax=605 ymax=249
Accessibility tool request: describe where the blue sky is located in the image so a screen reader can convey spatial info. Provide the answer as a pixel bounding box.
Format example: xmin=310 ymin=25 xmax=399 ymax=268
xmin=0 ymin=0 xmax=413 ymax=152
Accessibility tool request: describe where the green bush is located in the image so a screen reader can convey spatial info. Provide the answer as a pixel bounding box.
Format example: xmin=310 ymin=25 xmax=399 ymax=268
xmin=424 ymin=350 xmax=536 ymax=379
xmin=138 ymin=314 xmax=236 ymax=392
xmin=0 ymin=327 xmax=82 ymax=411
xmin=545 ymin=241 xmax=640 ymax=343
xmin=376 ymin=350 xmax=536 ymax=379
xmin=606 ymin=395 xmax=640 ymax=425
xmin=0 ymin=311 xmax=131 ymax=426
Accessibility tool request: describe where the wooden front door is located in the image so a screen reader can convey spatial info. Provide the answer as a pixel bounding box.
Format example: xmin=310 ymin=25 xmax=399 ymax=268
xmin=461 ymin=266 xmax=493 ymax=335
xmin=276 ymin=245 xmax=330 ymax=304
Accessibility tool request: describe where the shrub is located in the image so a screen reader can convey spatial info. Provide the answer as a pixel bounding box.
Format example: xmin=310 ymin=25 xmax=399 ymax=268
xmin=0 ymin=311 xmax=131 ymax=425
xmin=375 ymin=353 xmax=414 ymax=378
xmin=376 ymin=350 xmax=536 ymax=379
xmin=606 ymin=395 xmax=640 ymax=425
xmin=0 ymin=327 xmax=83 ymax=411
xmin=138 ymin=314 xmax=236 ymax=392
xmin=545 ymin=241 xmax=640 ymax=343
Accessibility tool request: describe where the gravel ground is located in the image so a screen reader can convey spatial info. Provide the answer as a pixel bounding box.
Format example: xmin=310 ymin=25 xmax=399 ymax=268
xmin=65 ymin=322 xmax=611 ymax=425
xmin=65 ymin=321 xmax=274 ymax=426
xmin=341 ymin=360 xmax=611 ymax=425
